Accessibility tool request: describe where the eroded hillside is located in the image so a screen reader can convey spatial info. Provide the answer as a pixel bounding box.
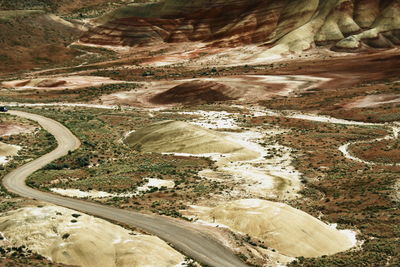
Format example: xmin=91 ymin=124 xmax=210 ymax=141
xmin=0 ymin=0 xmax=399 ymax=267
xmin=81 ymin=0 xmax=400 ymax=52
xmin=0 ymin=10 xmax=81 ymax=73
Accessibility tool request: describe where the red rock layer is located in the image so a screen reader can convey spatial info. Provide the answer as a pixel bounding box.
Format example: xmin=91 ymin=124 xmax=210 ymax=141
xmin=150 ymin=80 xmax=237 ymax=105
xmin=80 ymin=0 xmax=400 ymax=49
xmin=80 ymin=0 xmax=288 ymax=47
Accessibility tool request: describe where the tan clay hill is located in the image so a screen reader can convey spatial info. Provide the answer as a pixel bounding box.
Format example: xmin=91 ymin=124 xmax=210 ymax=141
xmin=125 ymin=120 xmax=259 ymax=160
xmin=185 ymin=199 xmax=356 ymax=258
xmin=0 ymin=205 xmax=184 ymax=267
xmin=81 ymin=0 xmax=400 ymax=53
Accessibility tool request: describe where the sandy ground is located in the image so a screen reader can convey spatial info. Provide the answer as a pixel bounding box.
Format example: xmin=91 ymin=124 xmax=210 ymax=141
xmin=138 ymin=44 xmax=351 ymax=68
xmin=50 ymin=178 xmax=175 ymax=199
xmin=0 ymin=142 xmax=20 ymax=165
xmin=0 ymin=121 xmax=36 ymax=164
xmin=0 ymin=120 xmax=34 ymax=165
xmin=2 ymin=76 xmax=133 ymax=91
xmin=72 ymin=40 xmax=136 ymax=54
xmin=175 ymin=110 xmax=302 ymax=200
xmin=0 ymin=205 xmax=184 ymax=267
xmin=0 ymin=123 xmax=36 ymax=137
xmin=343 ymin=93 xmax=400 ymax=109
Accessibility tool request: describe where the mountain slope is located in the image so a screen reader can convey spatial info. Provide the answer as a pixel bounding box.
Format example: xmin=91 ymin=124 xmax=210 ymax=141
xmin=0 ymin=10 xmax=81 ymax=73
xmin=80 ymin=0 xmax=400 ymax=54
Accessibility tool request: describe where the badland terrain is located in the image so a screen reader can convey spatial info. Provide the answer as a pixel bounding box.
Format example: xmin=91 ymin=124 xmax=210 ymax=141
xmin=0 ymin=0 xmax=399 ymax=266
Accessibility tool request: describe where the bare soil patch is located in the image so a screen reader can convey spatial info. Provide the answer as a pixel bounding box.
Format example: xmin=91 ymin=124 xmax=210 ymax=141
xmin=0 ymin=205 xmax=184 ymax=267
xmin=343 ymin=94 xmax=400 ymax=109
xmin=150 ymin=80 xmax=237 ymax=105
xmin=185 ymin=199 xmax=355 ymax=258
xmin=3 ymin=76 xmax=130 ymax=91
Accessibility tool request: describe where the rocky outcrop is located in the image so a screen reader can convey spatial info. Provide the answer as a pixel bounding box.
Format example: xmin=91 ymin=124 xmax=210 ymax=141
xmin=335 ymin=0 xmax=400 ymax=49
xmin=315 ymin=0 xmax=361 ymax=43
xmin=80 ymin=0 xmax=400 ymax=53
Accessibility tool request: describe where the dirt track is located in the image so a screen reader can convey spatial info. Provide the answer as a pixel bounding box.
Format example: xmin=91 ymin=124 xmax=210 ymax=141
xmin=3 ymin=110 xmax=247 ymax=267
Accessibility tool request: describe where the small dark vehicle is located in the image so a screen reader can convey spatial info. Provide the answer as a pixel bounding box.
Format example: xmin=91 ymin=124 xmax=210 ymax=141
xmin=0 ymin=106 xmax=8 ymax=112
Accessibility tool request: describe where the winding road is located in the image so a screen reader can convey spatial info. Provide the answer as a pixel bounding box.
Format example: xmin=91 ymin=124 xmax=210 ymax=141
xmin=3 ymin=110 xmax=247 ymax=267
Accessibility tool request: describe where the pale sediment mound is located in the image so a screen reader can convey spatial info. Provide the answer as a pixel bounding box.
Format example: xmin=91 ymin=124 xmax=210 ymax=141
xmin=14 ymin=79 xmax=67 ymax=88
xmin=150 ymin=80 xmax=238 ymax=105
xmin=0 ymin=206 xmax=184 ymax=267
xmin=186 ymin=199 xmax=355 ymax=258
xmin=36 ymin=79 xmax=68 ymax=87
xmin=0 ymin=142 xmax=18 ymax=157
xmin=0 ymin=142 xmax=19 ymax=165
xmin=344 ymin=93 xmax=400 ymax=109
xmin=125 ymin=120 xmax=259 ymax=160
xmin=3 ymin=76 xmax=127 ymax=90
xmin=0 ymin=123 xmax=36 ymax=136
xmin=0 ymin=141 xmax=19 ymax=165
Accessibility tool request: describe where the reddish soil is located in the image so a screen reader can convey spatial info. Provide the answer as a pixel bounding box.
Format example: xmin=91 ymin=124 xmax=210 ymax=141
xmin=257 ymin=49 xmax=400 ymax=121
xmin=350 ymin=139 xmax=400 ymax=164
xmin=0 ymin=11 xmax=81 ymax=75
xmin=150 ymin=80 xmax=236 ymax=105
xmin=3 ymin=76 xmax=125 ymax=91
xmin=36 ymin=79 xmax=67 ymax=88
xmin=0 ymin=122 xmax=36 ymax=137
xmin=98 ymin=76 xmax=288 ymax=108
xmin=323 ymin=104 xmax=400 ymax=123
xmin=264 ymin=50 xmax=400 ymax=91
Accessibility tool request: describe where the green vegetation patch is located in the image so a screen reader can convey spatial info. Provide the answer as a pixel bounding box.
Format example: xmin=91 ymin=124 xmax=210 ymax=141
xmin=23 ymin=107 xmax=222 ymax=216
xmin=253 ymin=116 xmax=400 ymax=266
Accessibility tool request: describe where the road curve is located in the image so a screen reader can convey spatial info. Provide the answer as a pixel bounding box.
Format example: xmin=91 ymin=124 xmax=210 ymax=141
xmin=3 ymin=110 xmax=247 ymax=267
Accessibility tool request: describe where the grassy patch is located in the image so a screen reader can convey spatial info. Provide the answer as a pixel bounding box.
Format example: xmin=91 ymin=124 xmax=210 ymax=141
xmin=0 ymin=83 xmax=140 ymax=103
xmin=248 ymin=116 xmax=400 ymax=266
xmin=23 ymin=107 xmax=224 ymax=216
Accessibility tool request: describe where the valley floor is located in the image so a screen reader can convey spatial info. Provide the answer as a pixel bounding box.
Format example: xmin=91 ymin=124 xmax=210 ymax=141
xmin=0 ymin=38 xmax=399 ymax=267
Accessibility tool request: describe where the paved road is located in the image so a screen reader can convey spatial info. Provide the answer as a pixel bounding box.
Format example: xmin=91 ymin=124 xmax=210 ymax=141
xmin=3 ymin=110 xmax=247 ymax=267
